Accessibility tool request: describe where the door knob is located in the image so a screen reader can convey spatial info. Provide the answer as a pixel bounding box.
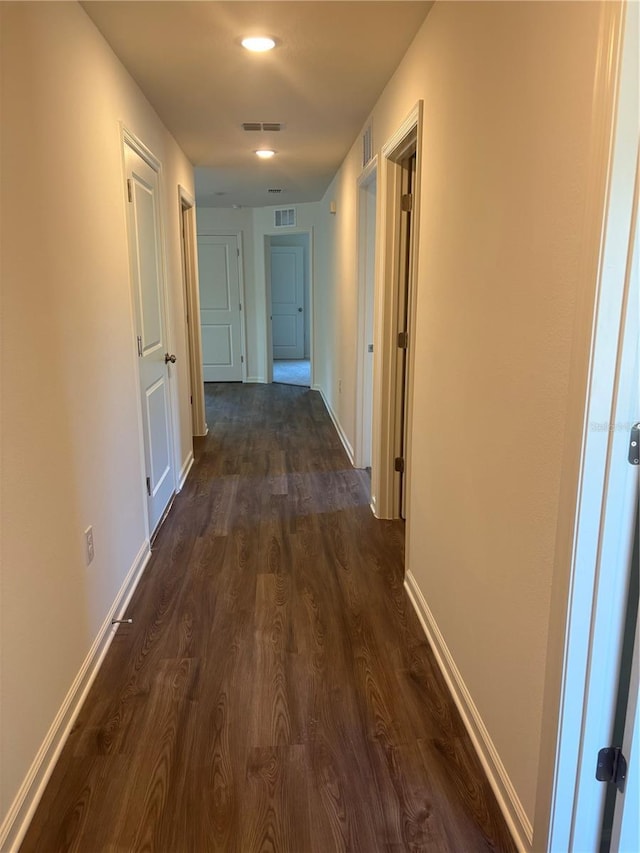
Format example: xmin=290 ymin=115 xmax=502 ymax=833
xmin=165 ymin=353 xmax=177 ymax=364
xmin=298 ymin=307 xmax=303 ymax=312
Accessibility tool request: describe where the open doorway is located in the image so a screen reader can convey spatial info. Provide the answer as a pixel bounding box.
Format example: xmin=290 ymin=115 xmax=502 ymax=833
xmin=371 ymin=102 xmax=422 ymax=520
xmin=266 ymin=231 xmax=312 ymax=387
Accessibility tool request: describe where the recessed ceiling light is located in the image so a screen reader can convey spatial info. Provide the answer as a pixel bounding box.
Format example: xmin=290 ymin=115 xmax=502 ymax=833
xmin=255 ymin=149 xmax=276 ymax=159
xmin=241 ymin=36 xmax=275 ymax=53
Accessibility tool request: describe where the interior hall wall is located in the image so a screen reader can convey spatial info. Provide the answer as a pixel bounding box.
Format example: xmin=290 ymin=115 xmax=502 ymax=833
xmin=0 ymin=1 xmax=195 ymax=841
xmin=315 ymin=0 xmax=606 ymax=842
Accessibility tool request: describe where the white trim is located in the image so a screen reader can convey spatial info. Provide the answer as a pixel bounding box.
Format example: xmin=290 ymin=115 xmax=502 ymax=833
xmin=0 ymin=541 xmax=152 ymax=853
xmin=373 ymin=101 xmax=422 ymax=519
xmin=236 ymin=231 xmax=249 ymax=382
xmin=178 ymin=186 xmax=207 ymax=437
xmin=382 ymin=103 xmax=422 ymax=160
xmin=535 ymin=4 xmax=637 ymax=849
xmin=404 ymin=570 xmax=532 ymax=853
xmin=177 ymin=449 xmax=194 ymax=491
xmin=121 ymin=126 xmax=161 ymax=172
xmin=315 ymin=385 xmax=355 ymax=465
xmin=547 ymin=4 xmax=639 ymax=847
xmin=246 ymin=376 xmax=266 ymax=384
xmin=359 ymin=154 xmax=378 ymax=187
xmin=355 ymin=156 xmax=378 ymax=470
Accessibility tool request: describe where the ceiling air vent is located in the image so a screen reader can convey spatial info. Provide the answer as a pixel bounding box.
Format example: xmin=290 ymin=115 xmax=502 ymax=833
xmin=268 ymin=188 xmax=283 ymax=194
xmin=242 ymin=122 xmax=282 ymax=132
xmin=274 ymin=207 xmax=296 ymax=228
xmin=362 ymin=122 xmax=373 ymax=167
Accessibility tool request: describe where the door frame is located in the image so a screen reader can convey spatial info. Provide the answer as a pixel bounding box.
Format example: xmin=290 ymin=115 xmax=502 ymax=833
xmin=270 ymin=244 xmax=305 ymax=360
xmin=355 ymin=156 xmax=378 ymax=472
xmin=178 ymin=186 xmax=207 ymax=436
xmin=121 ymin=125 xmax=177 ymax=540
xmin=264 ymin=227 xmax=314 ymax=385
xmin=534 ymin=3 xmax=639 ymax=849
xmin=197 ymin=230 xmax=248 ymax=383
xmin=372 ymin=102 xmax=422 ymax=520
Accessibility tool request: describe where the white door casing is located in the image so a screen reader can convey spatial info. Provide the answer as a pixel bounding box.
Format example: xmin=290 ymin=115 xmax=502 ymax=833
xmin=271 ymin=245 xmax=304 ymax=359
xmin=545 ymin=3 xmax=639 ymax=849
xmin=356 ymin=158 xmax=377 ymax=472
xmin=373 ymin=101 xmax=422 ymax=520
xmin=611 ymin=602 xmax=639 ymax=852
xmin=179 ymin=187 xmax=206 ymax=437
xmin=198 ymin=234 xmax=243 ymax=382
xmin=124 ymin=137 xmax=176 ymax=536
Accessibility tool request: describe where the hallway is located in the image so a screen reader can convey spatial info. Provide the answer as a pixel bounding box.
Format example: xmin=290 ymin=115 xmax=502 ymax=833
xmin=21 ymin=384 xmax=515 ymax=852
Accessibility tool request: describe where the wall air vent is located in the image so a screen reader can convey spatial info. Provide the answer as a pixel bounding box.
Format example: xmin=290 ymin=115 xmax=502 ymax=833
xmin=362 ymin=122 xmax=373 ymax=167
xmin=242 ymin=122 xmax=283 ymax=132
xmin=274 ymin=207 xmax=296 ymax=228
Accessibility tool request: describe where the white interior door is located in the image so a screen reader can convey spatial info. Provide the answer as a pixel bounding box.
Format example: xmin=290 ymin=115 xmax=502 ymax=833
xmin=124 ymin=141 xmax=175 ymax=535
xmin=363 ymin=177 xmax=376 ymax=468
xmin=356 ymin=167 xmax=377 ymax=471
xmin=271 ymin=245 xmax=304 ymax=359
xmin=197 ymin=234 xmax=243 ymax=381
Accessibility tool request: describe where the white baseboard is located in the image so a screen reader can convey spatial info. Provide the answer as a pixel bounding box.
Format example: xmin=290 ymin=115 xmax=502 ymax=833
xmin=246 ymin=376 xmax=265 ymax=384
xmin=0 ymin=541 xmax=152 ymax=853
xmin=315 ymin=386 xmax=354 ymax=465
xmin=404 ymin=570 xmax=533 ymax=853
xmin=177 ymin=450 xmax=194 ymax=491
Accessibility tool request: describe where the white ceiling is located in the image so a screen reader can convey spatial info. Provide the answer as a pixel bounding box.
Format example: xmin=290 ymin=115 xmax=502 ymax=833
xmin=82 ymin=1 xmax=432 ymax=207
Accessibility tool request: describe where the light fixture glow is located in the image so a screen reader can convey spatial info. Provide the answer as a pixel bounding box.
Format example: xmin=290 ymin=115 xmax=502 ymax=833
xmin=255 ymin=149 xmax=276 ymax=159
xmin=241 ymin=36 xmax=275 ymax=52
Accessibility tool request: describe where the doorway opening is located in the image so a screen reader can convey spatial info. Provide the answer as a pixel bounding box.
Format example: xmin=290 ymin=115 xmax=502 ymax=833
xmin=265 ymin=230 xmax=312 ymax=388
xmin=372 ymin=102 xmax=422 ymax=521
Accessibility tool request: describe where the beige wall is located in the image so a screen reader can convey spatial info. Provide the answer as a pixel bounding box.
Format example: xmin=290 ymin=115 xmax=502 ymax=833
xmin=0 ymin=0 xmax=194 ymax=834
xmin=315 ymin=0 xmax=607 ymax=842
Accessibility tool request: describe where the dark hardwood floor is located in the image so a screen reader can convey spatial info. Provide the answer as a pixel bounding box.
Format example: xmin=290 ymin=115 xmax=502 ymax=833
xmin=21 ymin=383 xmax=517 ymax=853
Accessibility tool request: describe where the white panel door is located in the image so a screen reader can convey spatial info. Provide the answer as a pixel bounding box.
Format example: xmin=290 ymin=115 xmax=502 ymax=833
xmin=124 ymin=142 xmax=175 ymax=535
xmin=198 ymin=234 xmax=243 ymax=381
xmin=271 ymin=246 xmax=304 ymax=359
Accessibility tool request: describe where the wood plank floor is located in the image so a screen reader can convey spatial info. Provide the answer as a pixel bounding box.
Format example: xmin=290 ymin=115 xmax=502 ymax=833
xmin=21 ymin=383 xmax=517 ymax=853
